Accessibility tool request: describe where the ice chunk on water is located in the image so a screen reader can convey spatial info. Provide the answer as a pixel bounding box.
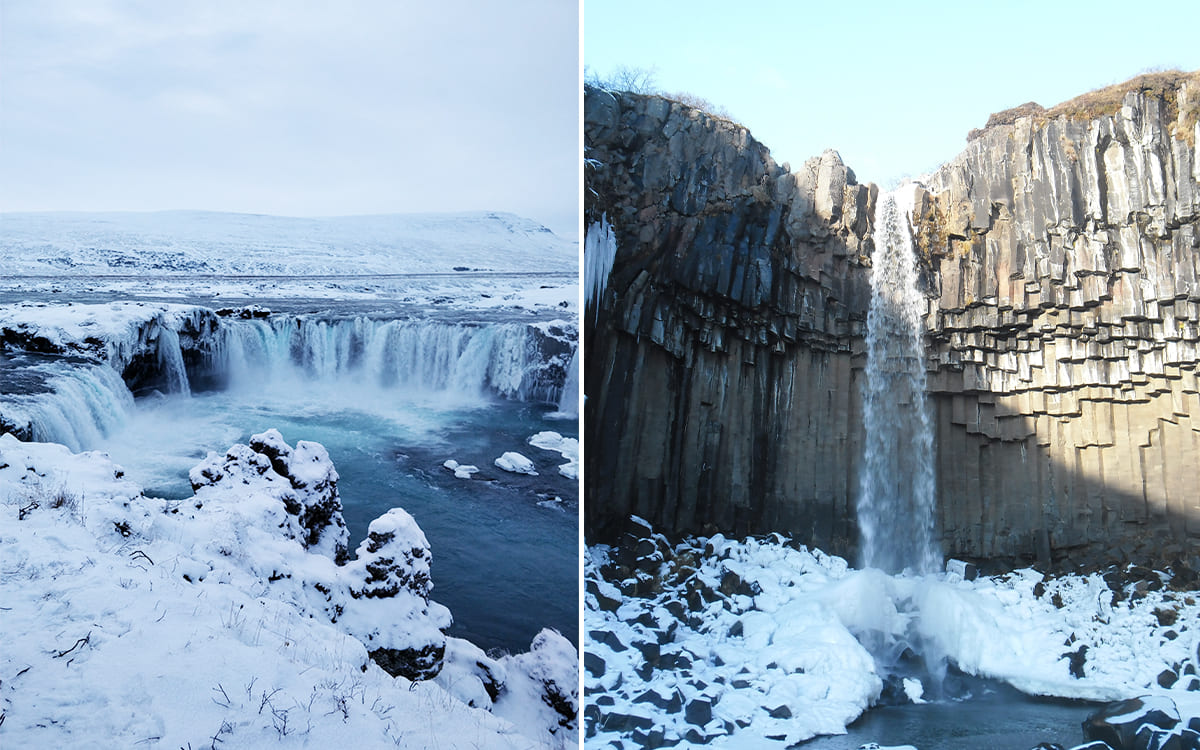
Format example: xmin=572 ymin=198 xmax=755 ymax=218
xmin=494 ymin=451 xmax=538 ymax=475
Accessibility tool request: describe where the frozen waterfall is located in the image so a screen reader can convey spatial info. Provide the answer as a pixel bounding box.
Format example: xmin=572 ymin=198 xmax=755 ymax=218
xmin=858 ymin=187 xmax=940 ymax=575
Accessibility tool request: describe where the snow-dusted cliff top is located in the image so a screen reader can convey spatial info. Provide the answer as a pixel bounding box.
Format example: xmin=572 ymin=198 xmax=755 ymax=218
xmin=0 ymin=210 xmax=577 ymax=276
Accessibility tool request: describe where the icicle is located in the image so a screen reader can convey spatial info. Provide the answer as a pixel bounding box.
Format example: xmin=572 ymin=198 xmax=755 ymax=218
xmin=585 ymin=216 xmax=617 ymax=321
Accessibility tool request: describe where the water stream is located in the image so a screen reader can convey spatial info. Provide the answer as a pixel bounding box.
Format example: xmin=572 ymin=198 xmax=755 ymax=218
xmin=858 ymin=186 xmax=940 ymax=575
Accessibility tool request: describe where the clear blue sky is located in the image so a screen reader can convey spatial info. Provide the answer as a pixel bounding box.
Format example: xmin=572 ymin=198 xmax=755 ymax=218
xmin=0 ymin=1 xmax=579 ymax=237
xmin=585 ymin=0 xmax=1200 ymax=187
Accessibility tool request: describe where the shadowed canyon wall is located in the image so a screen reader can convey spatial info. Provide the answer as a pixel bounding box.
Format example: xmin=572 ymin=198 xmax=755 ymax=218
xmin=585 ymin=72 xmax=1200 ymax=567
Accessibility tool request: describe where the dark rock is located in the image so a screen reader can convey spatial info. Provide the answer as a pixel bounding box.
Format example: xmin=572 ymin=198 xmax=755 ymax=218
xmin=633 ymin=688 xmax=682 ymax=714
xmin=584 ymin=651 xmax=606 ymax=678
xmin=369 ymin=643 xmax=444 ymax=682
xmin=630 ymin=727 xmax=669 ymax=749
xmin=1083 ymin=696 xmax=1180 ymax=750
xmin=685 ymin=697 xmax=713 ymax=726
xmin=635 ymin=640 xmax=661 ymax=666
xmin=589 ymin=630 xmax=628 ymax=652
xmin=1135 ymin=724 xmax=1199 ymax=750
xmin=1066 ymin=644 xmax=1089 ymax=679
xmin=766 ymin=704 xmax=791 ymax=719
xmin=599 ymin=711 xmax=654 ymax=733
xmin=587 ymin=579 xmax=623 ymax=611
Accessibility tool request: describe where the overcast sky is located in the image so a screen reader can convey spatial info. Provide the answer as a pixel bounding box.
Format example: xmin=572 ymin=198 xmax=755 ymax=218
xmin=0 ymin=0 xmax=579 ymax=237
xmin=586 ymin=0 xmax=1200 ymax=189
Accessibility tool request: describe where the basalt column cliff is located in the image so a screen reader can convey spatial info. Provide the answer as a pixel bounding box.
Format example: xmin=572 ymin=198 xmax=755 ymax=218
xmin=585 ymin=71 xmax=1200 ymax=567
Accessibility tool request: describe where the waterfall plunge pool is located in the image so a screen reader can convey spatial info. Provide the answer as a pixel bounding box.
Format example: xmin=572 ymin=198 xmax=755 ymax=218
xmin=801 ymin=680 xmax=1099 ymax=749
xmin=5 ymin=302 xmax=579 ymax=656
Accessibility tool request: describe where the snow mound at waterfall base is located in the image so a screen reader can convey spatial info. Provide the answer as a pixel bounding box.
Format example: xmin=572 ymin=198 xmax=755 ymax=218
xmin=585 ymin=530 xmax=1200 ymax=748
xmin=0 ymin=434 xmax=577 ymax=749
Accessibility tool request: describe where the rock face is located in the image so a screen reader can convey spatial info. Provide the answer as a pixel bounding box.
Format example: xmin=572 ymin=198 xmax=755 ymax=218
xmin=585 ymin=85 xmax=875 ymax=547
xmin=920 ymin=73 xmax=1200 ymax=564
xmin=585 ymin=71 xmax=1200 ymax=567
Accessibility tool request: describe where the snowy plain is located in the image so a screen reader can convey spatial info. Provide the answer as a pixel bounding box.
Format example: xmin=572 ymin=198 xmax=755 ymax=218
xmin=0 ymin=210 xmax=581 ymax=748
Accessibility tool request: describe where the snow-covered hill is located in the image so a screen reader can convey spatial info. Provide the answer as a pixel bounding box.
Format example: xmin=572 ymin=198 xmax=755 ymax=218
xmin=0 ymin=210 xmax=576 ymax=276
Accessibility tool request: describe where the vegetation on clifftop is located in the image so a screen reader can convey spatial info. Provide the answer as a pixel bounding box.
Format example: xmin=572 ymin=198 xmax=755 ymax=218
xmin=968 ymin=68 xmax=1200 ymax=145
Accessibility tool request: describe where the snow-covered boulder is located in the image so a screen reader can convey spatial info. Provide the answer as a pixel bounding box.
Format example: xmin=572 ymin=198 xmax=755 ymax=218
xmin=340 ymin=508 xmax=452 ymax=681
xmin=437 ymin=628 xmax=579 ymax=747
xmin=189 ymin=428 xmax=350 ymax=563
xmin=494 ymin=451 xmax=537 ymax=475
xmin=1082 ymin=696 xmax=1186 ymax=750
xmin=495 ymin=628 xmax=579 ymax=741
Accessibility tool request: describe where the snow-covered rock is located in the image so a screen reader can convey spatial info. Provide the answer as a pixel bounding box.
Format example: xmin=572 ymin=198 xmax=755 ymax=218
xmin=495 ymin=451 xmax=538 ymax=476
xmin=585 ymin=531 xmax=882 ymax=747
xmin=0 ymin=432 xmax=576 ymax=749
xmin=340 ymin=507 xmax=452 ymax=681
xmin=189 ymin=428 xmax=350 ymax=564
xmin=587 ymin=525 xmax=1200 ymax=748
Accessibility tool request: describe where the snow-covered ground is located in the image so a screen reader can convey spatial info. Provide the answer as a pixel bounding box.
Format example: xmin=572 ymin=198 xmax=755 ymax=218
xmin=0 ymin=210 xmax=577 ymax=276
xmin=0 ymin=433 xmax=577 ymax=749
xmin=0 ymin=209 xmax=581 ymax=748
xmin=585 ymin=523 xmax=1200 ymax=748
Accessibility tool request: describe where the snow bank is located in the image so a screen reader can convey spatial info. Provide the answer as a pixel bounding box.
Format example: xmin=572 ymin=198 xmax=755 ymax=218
xmin=0 ymin=301 xmax=216 ymax=375
xmin=0 ymin=432 xmax=576 ymax=748
xmin=586 ymin=527 xmax=1200 ymax=748
xmin=585 ymin=533 xmax=882 ymax=747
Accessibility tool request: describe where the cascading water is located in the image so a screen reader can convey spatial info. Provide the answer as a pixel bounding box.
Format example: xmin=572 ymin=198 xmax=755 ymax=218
xmin=23 ymin=364 xmax=134 ymax=452
xmin=155 ymin=325 xmax=192 ymax=396
xmin=554 ymin=348 xmax=579 ymax=418
xmin=212 ymin=316 xmax=569 ymax=404
xmin=858 ymin=186 xmax=940 ymax=576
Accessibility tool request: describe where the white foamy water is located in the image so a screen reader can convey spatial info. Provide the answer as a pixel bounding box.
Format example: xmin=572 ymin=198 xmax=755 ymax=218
xmin=858 ymin=186 xmax=940 ymax=575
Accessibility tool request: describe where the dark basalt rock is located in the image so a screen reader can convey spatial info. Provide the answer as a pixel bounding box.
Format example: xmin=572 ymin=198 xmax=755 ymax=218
xmin=1083 ymin=696 xmax=1181 ymax=749
xmin=369 ymin=643 xmax=444 ymax=682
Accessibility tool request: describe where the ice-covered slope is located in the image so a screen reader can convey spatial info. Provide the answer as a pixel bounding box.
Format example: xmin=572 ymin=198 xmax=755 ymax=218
xmin=0 ymin=210 xmax=576 ymax=276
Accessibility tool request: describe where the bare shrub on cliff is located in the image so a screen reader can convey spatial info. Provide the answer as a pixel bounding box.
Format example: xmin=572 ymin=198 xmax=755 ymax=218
xmin=584 ymin=64 xmax=657 ymax=94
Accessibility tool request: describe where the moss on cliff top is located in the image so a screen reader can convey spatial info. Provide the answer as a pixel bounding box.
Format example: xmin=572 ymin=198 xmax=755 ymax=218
xmin=968 ymin=69 xmax=1200 ymax=145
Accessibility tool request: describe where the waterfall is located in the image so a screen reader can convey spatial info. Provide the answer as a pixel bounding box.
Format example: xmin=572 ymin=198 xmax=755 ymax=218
xmin=24 ymin=364 xmax=135 ymax=452
xmin=154 ymin=325 xmax=192 ymax=396
xmin=858 ymin=187 xmax=940 ymax=575
xmin=214 ymin=316 xmax=573 ymax=403
xmin=555 ymin=348 xmax=579 ymax=417
xmin=585 ymin=216 xmax=617 ymax=320
xmin=2 ymin=312 xmax=575 ymax=452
